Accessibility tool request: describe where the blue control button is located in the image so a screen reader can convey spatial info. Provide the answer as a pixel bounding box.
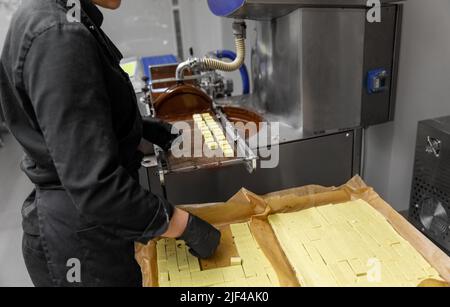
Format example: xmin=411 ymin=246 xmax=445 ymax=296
xmin=367 ymin=68 xmax=389 ymax=94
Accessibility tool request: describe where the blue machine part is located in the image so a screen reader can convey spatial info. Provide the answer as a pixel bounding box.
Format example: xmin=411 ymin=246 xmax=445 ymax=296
xmin=367 ymin=68 xmax=389 ymax=94
xmin=215 ymin=50 xmax=250 ymax=95
xmin=141 ymin=54 xmax=178 ymax=80
xmin=207 ymin=0 xmax=245 ymax=17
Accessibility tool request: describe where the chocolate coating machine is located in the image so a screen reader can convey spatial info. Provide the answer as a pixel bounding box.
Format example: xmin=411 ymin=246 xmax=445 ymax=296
xmin=140 ymin=0 xmax=404 ymax=204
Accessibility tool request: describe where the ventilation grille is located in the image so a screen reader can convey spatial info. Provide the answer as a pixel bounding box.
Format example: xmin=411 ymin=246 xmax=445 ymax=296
xmin=410 ymin=176 xmax=450 ymax=251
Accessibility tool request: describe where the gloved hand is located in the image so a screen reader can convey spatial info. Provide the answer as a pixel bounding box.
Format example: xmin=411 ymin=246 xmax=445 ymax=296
xmin=178 ymin=214 xmax=221 ymax=259
xmin=141 ymin=117 xmax=180 ymax=152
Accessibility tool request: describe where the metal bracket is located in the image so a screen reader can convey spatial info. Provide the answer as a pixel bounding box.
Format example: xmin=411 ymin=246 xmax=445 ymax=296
xmin=141 ymin=155 xmax=158 ymax=168
xmin=232 ymin=20 xmax=247 ymax=39
xmin=215 ymin=108 xmax=258 ymax=174
xmin=154 ymin=146 xmax=169 ymax=199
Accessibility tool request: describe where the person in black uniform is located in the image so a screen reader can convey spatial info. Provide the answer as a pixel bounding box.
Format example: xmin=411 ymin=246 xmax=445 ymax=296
xmin=0 ymin=0 xmax=220 ymax=287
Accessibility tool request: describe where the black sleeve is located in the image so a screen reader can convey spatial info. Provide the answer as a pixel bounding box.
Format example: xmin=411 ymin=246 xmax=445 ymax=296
xmin=23 ymin=23 xmax=173 ymax=243
xmin=142 ymin=117 xmax=179 ymax=151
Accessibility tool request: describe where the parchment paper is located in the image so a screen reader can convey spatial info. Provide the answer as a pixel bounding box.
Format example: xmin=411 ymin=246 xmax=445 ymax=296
xmin=135 ymin=176 xmax=450 ymax=287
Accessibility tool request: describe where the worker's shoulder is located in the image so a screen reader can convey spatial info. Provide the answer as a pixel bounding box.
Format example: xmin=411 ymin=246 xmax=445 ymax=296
xmin=11 ymin=0 xmax=91 ymax=44
xmin=1 ymin=0 xmax=95 ymax=85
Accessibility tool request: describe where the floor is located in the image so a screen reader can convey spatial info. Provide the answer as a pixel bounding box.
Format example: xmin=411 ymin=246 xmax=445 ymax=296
xmin=0 ymin=133 xmax=33 ymax=287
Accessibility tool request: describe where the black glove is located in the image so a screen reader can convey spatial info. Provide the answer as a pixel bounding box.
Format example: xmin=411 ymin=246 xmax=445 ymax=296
xmin=178 ymin=214 xmax=221 ymax=259
xmin=142 ymin=117 xmax=180 ymax=152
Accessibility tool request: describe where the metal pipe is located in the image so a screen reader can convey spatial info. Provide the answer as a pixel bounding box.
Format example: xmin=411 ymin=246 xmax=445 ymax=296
xmin=176 ymin=58 xmax=202 ymax=82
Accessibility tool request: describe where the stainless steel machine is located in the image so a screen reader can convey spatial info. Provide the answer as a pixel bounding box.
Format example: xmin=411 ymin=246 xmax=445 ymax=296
xmin=140 ymin=0 xmax=404 ymax=205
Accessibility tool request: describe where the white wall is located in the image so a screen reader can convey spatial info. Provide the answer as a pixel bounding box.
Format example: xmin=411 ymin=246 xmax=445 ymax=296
xmin=0 ymin=1 xmax=20 ymax=122
xmin=0 ymin=1 xmax=178 ymax=59
xmin=364 ymin=0 xmax=450 ymax=211
xmin=101 ymin=0 xmax=249 ymax=94
xmin=0 ymin=0 xmax=21 ymax=51
xmin=101 ymin=0 xmax=177 ymax=58
xmin=179 ymin=0 xmax=224 ymax=59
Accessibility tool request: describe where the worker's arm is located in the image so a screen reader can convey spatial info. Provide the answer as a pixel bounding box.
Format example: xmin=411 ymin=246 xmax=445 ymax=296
xmin=22 ymin=23 xmax=175 ymax=243
xmin=162 ymin=209 xmax=221 ymax=259
xmin=141 ymin=117 xmax=180 ymax=152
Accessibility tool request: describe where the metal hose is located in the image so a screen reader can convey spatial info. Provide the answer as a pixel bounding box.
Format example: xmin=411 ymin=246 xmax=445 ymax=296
xmin=215 ymin=49 xmax=250 ymax=95
xmin=201 ymin=38 xmax=246 ymax=72
xmin=175 ymin=21 xmax=246 ymax=81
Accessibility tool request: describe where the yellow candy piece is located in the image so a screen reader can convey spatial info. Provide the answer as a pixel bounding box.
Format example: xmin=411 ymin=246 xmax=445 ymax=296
xmin=207 ymin=142 xmax=218 ymax=150
xmin=230 ymin=257 xmax=242 ymax=266
xmin=156 ymin=221 xmax=280 ymax=287
xmin=206 ymin=137 xmax=215 ymax=143
xmin=223 ymin=149 xmax=234 ymax=158
xmin=268 ymin=199 xmax=439 ymax=287
xmin=203 ymin=131 xmax=213 ymax=138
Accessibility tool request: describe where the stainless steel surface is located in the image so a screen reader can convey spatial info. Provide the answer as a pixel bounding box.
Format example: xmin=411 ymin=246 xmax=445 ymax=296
xmin=145 ymin=130 xmax=358 ymax=204
xmin=216 ymin=94 xmax=306 ymax=145
xmin=216 ymin=94 xmax=350 ymax=145
xmin=301 ymin=9 xmax=364 ymax=133
xmin=252 ymin=8 xmax=364 ymax=134
xmin=249 ymin=4 xmax=402 ymax=133
xmin=213 ymin=0 xmax=404 ymax=20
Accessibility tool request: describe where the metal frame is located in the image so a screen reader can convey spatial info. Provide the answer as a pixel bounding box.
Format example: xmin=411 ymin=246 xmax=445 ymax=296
xmin=143 ymin=128 xmax=361 ymax=204
xmin=388 ymin=4 xmax=403 ymax=122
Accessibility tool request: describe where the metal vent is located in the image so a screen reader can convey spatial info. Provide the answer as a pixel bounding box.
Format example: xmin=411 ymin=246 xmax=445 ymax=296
xmin=419 ymin=198 xmax=448 ymax=235
xmin=410 ymin=176 xmax=450 ymax=247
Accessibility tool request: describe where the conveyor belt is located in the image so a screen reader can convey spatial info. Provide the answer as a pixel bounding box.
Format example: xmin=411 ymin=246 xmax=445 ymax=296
xmin=146 ymin=111 xmax=257 ymax=176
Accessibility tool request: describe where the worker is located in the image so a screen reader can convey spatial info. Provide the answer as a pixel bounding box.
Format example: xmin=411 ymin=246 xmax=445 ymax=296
xmin=0 ymin=0 xmax=221 ymax=287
